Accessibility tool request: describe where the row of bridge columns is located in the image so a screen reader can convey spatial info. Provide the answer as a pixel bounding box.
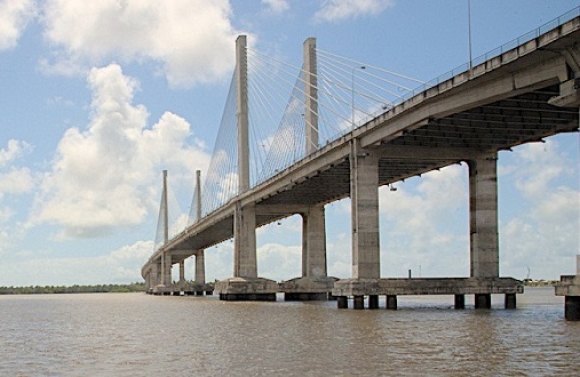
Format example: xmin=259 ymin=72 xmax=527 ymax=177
xmin=145 ymin=169 xmax=211 ymax=295
xmin=146 ymin=250 xmax=208 ymax=295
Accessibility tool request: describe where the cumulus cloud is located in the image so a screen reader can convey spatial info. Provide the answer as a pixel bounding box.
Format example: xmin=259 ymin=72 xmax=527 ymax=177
xmin=313 ymin=0 xmax=394 ymax=23
xmin=1 ymin=240 xmax=155 ymax=285
xmin=377 ymin=165 xmax=470 ymax=277
xmin=0 ymin=167 xmax=34 ymax=194
xmin=261 ymin=0 xmax=290 ymax=14
xmin=499 ymin=139 xmax=579 ymax=278
xmin=0 ymin=0 xmax=36 ymax=50
xmin=0 ymin=139 xmax=34 ymax=248
xmin=0 ymin=139 xmax=32 ymax=166
xmin=40 ymin=0 xmax=242 ymax=87
xmin=32 ymin=63 xmax=210 ymax=239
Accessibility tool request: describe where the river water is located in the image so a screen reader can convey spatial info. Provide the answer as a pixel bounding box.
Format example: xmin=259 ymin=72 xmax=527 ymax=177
xmin=0 ymin=288 xmax=578 ymax=376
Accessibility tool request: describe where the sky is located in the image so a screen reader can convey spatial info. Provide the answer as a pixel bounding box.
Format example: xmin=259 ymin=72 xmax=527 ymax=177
xmin=0 ymin=0 xmax=579 ymax=287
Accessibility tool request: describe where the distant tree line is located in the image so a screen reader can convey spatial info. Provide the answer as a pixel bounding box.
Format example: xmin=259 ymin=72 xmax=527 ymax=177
xmin=522 ymin=279 xmax=557 ymax=287
xmin=0 ymin=282 xmax=145 ymax=295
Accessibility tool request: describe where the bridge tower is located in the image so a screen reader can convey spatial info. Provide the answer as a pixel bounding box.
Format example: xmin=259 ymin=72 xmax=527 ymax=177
xmin=214 ymin=35 xmax=278 ymax=301
xmin=148 ymin=169 xmax=173 ymax=295
xmin=279 ymin=37 xmax=337 ymax=300
xmin=192 ymin=169 xmax=210 ymax=295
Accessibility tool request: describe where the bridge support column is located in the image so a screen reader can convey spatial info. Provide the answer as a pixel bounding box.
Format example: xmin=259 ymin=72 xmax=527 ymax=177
xmin=179 ymin=260 xmax=185 ymax=288
xmin=386 ymin=295 xmax=397 ymax=310
xmin=148 ymin=263 xmax=159 ymax=294
xmin=162 ymin=252 xmax=172 ymax=291
xmin=215 ymin=202 xmax=277 ymax=301
xmin=468 ymin=154 xmax=499 ymax=309
xmin=152 ymin=260 xmax=168 ymax=295
xmin=194 ymin=250 xmax=211 ymax=295
xmin=234 ymin=203 xmax=257 ymax=279
xmin=333 ymin=139 xmax=380 ymax=307
xmin=350 ymin=141 xmax=380 ymax=280
xmin=282 ymin=204 xmax=337 ymax=300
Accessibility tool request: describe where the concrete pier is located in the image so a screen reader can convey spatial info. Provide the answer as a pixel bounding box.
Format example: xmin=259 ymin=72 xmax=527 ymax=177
xmin=386 ymin=295 xmax=397 ymax=310
xmin=468 ymin=154 xmax=501 ymax=312
xmin=333 ymin=278 xmax=523 ymax=309
xmin=280 ymin=204 xmax=337 ymax=300
xmin=280 ymin=276 xmax=337 ymax=301
xmin=333 ymin=145 xmax=525 ymax=309
xmin=555 ymin=255 xmax=580 ymax=321
xmin=215 ymin=277 xmax=277 ymax=301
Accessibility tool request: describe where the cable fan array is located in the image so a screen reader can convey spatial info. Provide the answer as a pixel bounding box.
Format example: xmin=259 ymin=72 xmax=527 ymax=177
xmin=154 ymin=176 xmax=188 ymax=252
xmin=185 ymin=44 xmax=423 ymax=223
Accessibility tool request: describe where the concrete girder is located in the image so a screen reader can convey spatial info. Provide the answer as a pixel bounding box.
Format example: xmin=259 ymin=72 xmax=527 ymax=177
xmin=359 ymin=58 xmax=566 ymax=148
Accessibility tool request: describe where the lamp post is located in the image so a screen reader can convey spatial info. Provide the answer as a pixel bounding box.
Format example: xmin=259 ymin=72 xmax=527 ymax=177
xmin=351 ymin=66 xmax=365 ymax=128
xmin=468 ymin=0 xmax=473 ymax=69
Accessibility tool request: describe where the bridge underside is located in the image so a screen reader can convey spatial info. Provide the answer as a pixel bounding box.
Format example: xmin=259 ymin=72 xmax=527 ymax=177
xmin=256 ymin=84 xmax=577 ymax=209
xmin=157 ymin=83 xmax=578 ymax=273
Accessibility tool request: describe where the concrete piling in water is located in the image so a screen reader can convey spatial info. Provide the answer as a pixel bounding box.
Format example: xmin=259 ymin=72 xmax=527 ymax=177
xmin=564 ymin=296 xmax=580 ymax=321
xmin=505 ymin=293 xmax=517 ymax=309
xmin=368 ymin=295 xmax=379 ymax=309
xmin=474 ymin=294 xmax=491 ymax=309
xmin=555 ymin=255 xmax=580 ymax=321
xmin=454 ymin=294 xmax=465 ymax=309
xmin=353 ymin=296 xmax=364 ymax=310
xmin=386 ymin=295 xmax=397 ymax=310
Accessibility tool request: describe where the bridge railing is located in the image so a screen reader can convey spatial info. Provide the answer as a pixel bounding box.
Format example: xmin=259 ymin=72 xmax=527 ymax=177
xmin=402 ymin=6 xmax=580 ymax=104
xmin=308 ymin=6 xmax=580 ymax=157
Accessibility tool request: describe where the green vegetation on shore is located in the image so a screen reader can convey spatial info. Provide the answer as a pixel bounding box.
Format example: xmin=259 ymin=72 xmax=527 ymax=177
xmin=0 ymin=282 xmax=145 ymax=295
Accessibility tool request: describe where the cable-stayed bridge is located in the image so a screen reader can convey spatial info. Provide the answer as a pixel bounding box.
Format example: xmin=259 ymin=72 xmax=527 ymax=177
xmin=142 ymin=9 xmax=580 ymax=310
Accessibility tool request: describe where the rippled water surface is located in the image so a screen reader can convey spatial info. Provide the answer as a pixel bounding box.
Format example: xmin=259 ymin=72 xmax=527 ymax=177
xmin=1 ymin=288 xmax=579 ymax=376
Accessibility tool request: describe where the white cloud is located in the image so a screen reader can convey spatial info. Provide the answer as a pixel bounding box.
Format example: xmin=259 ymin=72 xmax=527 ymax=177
xmin=378 ymin=165 xmax=470 ymax=277
xmin=0 ymin=167 xmax=34 ymax=194
xmin=261 ymin=0 xmax=290 ymax=14
xmin=0 ymin=138 xmax=34 ymax=212
xmin=0 ymin=139 xmax=35 ymax=256
xmin=313 ymin=0 xmax=395 ymax=23
xmin=32 ymin=63 xmax=210 ymax=239
xmin=257 ymin=242 xmax=301 ymax=281
xmin=40 ymin=0 xmax=242 ymax=87
xmin=0 ymin=240 xmax=154 ymax=285
xmin=499 ymin=138 xmax=579 ymax=279
xmin=0 ymin=0 xmax=36 ymax=50
xmin=0 ymin=139 xmax=32 ymax=166
xmin=507 ymin=140 xmax=574 ymax=199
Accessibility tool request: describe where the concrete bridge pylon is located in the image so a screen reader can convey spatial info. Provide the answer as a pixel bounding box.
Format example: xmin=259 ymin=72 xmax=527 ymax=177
xmin=214 ymin=35 xmax=278 ymax=301
xmin=278 ymin=37 xmax=338 ymax=300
